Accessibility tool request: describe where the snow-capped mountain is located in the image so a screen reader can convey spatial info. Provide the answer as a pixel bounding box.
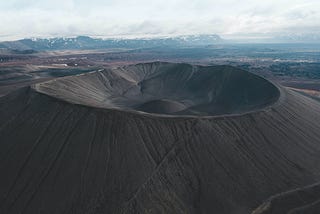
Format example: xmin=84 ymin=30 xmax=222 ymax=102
xmin=0 ymin=35 xmax=223 ymax=51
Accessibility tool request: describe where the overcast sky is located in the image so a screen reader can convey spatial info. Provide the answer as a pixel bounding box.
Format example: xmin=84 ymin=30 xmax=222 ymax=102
xmin=0 ymin=0 xmax=319 ymax=41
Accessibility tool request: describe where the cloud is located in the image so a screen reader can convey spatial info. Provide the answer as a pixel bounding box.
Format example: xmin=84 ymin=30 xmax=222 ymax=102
xmin=0 ymin=0 xmax=319 ymax=40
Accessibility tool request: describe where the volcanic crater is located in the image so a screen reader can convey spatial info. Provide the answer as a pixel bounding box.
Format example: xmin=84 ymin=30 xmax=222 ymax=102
xmin=34 ymin=62 xmax=280 ymax=116
xmin=1 ymin=62 xmax=320 ymax=214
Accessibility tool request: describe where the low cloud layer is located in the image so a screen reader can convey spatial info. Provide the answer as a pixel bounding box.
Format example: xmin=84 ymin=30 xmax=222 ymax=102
xmin=0 ymin=0 xmax=319 ymax=41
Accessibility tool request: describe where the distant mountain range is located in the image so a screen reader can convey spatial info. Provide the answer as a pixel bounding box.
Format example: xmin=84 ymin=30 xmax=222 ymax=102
xmin=0 ymin=35 xmax=223 ymax=51
xmin=274 ymin=34 xmax=320 ymax=43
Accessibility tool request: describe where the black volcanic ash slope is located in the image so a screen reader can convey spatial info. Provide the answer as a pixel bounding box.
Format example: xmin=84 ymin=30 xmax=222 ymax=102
xmin=1 ymin=62 xmax=320 ymax=214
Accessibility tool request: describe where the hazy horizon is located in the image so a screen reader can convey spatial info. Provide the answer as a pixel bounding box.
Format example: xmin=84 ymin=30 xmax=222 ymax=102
xmin=0 ymin=0 xmax=319 ymax=42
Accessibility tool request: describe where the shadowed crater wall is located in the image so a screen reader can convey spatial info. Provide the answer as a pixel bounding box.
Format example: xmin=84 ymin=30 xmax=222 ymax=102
xmin=34 ymin=62 xmax=280 ymax=116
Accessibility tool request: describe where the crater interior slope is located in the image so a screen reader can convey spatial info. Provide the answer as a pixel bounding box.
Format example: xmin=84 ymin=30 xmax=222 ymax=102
xmin=0 ymin=62 xmax=320 ymax=214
